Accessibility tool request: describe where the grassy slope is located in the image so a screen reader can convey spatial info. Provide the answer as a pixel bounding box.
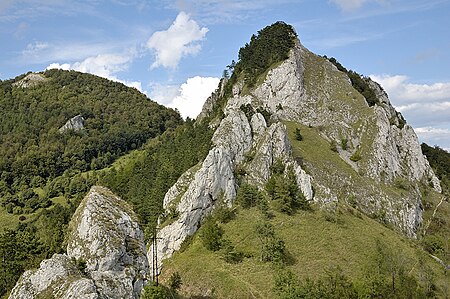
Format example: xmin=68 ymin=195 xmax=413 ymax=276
xmin=159 ymin=121 xmax=448 ymax=298
xmin=161 ymin=206 xmax=447 ymax=298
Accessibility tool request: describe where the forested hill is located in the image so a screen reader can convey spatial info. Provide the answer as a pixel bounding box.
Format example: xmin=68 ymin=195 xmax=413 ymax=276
xmin=0 ymin=69 xmax=217 ymax=297
xmin=0 ymin=69 xmax=181 ymax=214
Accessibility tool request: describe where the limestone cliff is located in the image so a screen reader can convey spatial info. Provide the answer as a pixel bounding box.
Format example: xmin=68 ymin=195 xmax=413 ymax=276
xmin=9 ymin=186 xmax=148 ymax=299
xmin=12 ymin=73 xmax=46 ymax=88
xmin=149 ymin=34 xmax=441 ymax=275
xmin=59 ymin=114 xmax=85 ymax=133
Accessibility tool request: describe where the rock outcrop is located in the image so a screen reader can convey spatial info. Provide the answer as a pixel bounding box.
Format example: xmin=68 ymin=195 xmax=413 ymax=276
xmin=9 ymin=186 xmax=149 ymax=299
xmin=149 ymin=44 xmax=314 ymax=274
xmin=59 ymin=114 xmax=85 ymax=133
xmin=150 ymin=33 xmax=441 ymax=273
xmin=12 ymin=73 xmax=46 ymax=88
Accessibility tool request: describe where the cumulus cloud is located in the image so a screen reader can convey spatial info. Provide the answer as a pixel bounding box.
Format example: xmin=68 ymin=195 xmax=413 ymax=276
xmin=46 ymin=54 xmax=142 ymax=91
xmin=415 ymin=127 xmax=450 ymax=151
xmin=147 ymin=12 xmax=208 ymax=69
xmin=370 ymin=74 xmax=450 ymax=104
xmin=149 ymin=76 xmax=220 ymax=119
xmin=370 ymin=74 xmax=450 ymax=149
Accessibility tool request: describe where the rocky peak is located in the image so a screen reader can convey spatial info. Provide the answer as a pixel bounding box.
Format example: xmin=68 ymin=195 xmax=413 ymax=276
xmin=150 ymin=27 xmax=442 ymax=277
xmin=9 ymin=186 xmax=149 ymax=299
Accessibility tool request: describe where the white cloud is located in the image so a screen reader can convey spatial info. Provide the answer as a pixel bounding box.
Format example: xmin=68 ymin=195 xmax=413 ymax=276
xmin=22 ymin=41 xmax=49 ymax=56
xmin=149 ymin=76 xmax=220 ymax=119
xmin=415 ymin=127 xmax=450 ymax=150
xmin=370 ymin=74 xmax=450 ymax=104
xmin=46 ymin=54 xmax=142 ymax=91
xmin=147 ymin=12 xmax=208 ymax=69
xmin=71 ymin=54 xmax=131 ymax=78
xmin=47 ymin=62 xmax=71 ymax=70
xmin=21 ymin=40 xmax=131 ymax=64
xmin=148 ymin=83 xmax=180 ymax=105
xmin=370 ymin=74 xmax=450 ymax=149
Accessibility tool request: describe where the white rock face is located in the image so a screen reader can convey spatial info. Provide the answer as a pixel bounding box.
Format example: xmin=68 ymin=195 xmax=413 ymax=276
xmin=12 ymin=73 xmax=46 ymax=88
xmin=67 ymin=186 xmax=148 ymax=299
xmin=59 ymin=114 xmax=85 ymax=133
xmin=9 ymin=186 xmax=148 ymax=299
xmin=8 ymin=254 xmax=99 ymax=299
xmin=150 ymin=110 xmax=254 ymax=272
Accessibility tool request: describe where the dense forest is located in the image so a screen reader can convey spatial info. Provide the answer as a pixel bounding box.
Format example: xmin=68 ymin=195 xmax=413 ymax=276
xmin=0 ymin=70 xmax=181 ymax=214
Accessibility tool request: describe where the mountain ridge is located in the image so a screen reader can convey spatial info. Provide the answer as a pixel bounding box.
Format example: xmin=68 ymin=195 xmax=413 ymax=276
xmin=3 ymin=22 xmax=449 ymax=298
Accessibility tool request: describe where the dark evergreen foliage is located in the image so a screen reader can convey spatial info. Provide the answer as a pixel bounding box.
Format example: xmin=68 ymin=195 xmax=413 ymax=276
xmin=200 ymin=217 xmax=224 ymax=252
xmin=266 ymin=160 xmax=309 ymax=214
xmin=235 ymin=21 xmax=297 ymax=88
xmin=256 ymin=221 xmax=286 ymax=263
xmin=100 ymin=120 xmax=213 ymax=232
xmin=421 ymin=143 xmax=450 ymax=192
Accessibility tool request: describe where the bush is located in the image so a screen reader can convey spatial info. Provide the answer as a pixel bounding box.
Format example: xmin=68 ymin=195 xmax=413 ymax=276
xmin=213 ymin=205 xmax=235 ymax=224
xmin=141 ymin=283 xmax=172 ymax=299
xmin=266 ymin=164 xmax=309 ymax=214
xmin=256 ymin=221 xmax=286 ymax=263
xmin=330 ymin=141 xmax=338 ymax=152
xmin=350 ymin=151 xmax=361 ymax=162
xmin=421 ymin=235 xmax=444 ymax=256
xmin=200 ymin=218 xmax=224 ymax=251
xmin=221 ymin=241 xmax=244 ymax=264
xmin=294 ymin=128 xmax=303 ymax=141
xmin=168 ymin=272 xmax=182 ymax=291
xmin=341 ymin=138 xmax=348 ymax=150
xmin=236 ymin=183 xmax=263 ymax=209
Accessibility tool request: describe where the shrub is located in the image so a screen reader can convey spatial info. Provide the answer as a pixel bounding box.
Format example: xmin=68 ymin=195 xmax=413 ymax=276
xmin=236 ymin=183 xmax=262 ymax=209
xmin=330 ymin=141 xmax=338 ymax=152
xmin=350 ymin=151 xmax=361 ymax=162
xmin=168 ymin=272 xmax=182 ymax=291
xmin=221 ymin=241 xmax=244 ymax=264
xmin=341 ymin=138 xmax=348 ymax=150
xmin=256 ymin=221 xmax=286 ymax=263
xmin=294 ymin=128 xmax=303 ymax=141
xmin=141 ymin=283 xmax=172 ymax=299
xmin=213 ymin=205 xmax=235 ymax=224
xmin=266 ymin=165 xmax=309 ymax=214
xmin=200 ymin=218 xmax=224 ymax=251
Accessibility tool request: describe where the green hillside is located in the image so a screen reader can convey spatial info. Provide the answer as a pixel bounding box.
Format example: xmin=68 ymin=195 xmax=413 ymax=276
xmin=156 ymin=121 xmax=449 ymax=299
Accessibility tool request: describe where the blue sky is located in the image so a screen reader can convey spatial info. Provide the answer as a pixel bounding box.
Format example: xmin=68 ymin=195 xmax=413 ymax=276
xmin=1 ymin=0 xmax=449 ymax=149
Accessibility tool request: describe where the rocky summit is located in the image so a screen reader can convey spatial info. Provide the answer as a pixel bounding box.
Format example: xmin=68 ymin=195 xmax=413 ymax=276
xmin=150 ymin=29 xmax=440 ymax=275
xmin=8 ymin=186 xmax=149 ymax=299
